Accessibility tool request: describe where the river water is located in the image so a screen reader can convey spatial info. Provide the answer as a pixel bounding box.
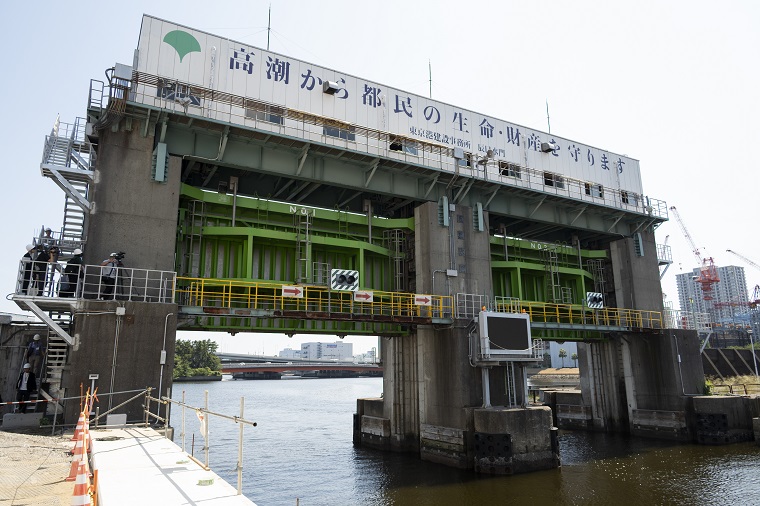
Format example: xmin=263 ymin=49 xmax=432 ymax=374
xmin=171 ymin=377 xmax=760 ymax=506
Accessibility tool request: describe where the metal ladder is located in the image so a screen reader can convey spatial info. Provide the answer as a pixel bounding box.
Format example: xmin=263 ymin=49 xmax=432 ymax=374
xmin=384 ymin=229 xmax=407 ymax=292
xmin=295 ymin=212 xmax=312 ymax=283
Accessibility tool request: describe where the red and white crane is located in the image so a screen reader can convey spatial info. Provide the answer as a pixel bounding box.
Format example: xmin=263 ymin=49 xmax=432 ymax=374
xmin=669 ymin=206 xmax=720 ymax=300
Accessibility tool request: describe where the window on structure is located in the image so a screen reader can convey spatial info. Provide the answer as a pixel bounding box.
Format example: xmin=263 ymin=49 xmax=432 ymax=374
xmin=246 ymin=105 xmax=285 ymax=125
xmin=544 ymin=171 xmax=565 ymax=189
xmin=156 ymin=80 xmax=201 ymax=107
xmin=323 ymin=124 xmax=356 ymax=141
xmin=457 ymin=153 xmax=473 ymax=168
xmin=621 ymin=190 xmax=638 ymax=206
xmin=584 ymin=183 xmax=604 ymax=198
xmin=499 ymin=161 xmax=521 ymax=179
xmin=389 ymin=136 xmax=419 ymax=156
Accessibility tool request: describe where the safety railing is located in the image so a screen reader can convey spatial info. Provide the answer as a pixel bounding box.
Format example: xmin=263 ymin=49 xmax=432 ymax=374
xmin=176 ymin=276 xmax=454 ymax=320
xmin=663 ymin=309 xmax=712 ymax=332
xmin=493 ymin=296 xmax=663 ymax=331
xmin=151 ymin=389 xmax=257 ymax=496
xmin=106 ymin=72 xmax=667 ymax=220
xmin=41 ymin=117 xmax=94 ymax=169
xmin=15 ymin=260 xmax=176 ymax=303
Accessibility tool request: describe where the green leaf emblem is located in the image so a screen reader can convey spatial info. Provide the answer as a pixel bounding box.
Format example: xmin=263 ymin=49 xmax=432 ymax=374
xmin=163 ymin=30 xmax=201 ymax=62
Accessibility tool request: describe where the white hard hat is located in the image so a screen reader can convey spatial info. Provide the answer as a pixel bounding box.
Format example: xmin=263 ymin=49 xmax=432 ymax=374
xmin=45 ymin=227 xmax=52 ymax=232
xmin=110 ymin=252 xmax=118 ymax=257
xmin=23 ymin=363 xmax=31 ymax=369
xmin=73 ymin=248 xmax=83 ymax=255
xmin=33 ymin=334 xmax=40 ymax=341
xmin=26 ymin=244 xmax=35 ymax=251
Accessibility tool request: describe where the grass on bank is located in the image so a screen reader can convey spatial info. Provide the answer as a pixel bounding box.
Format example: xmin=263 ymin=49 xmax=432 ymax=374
xmin=705 ymin=374 xmax=760 ymax=395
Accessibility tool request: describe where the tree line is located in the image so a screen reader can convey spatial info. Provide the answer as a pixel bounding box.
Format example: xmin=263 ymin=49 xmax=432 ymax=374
xmin=173 ymin=339 xmax=222 ymax=379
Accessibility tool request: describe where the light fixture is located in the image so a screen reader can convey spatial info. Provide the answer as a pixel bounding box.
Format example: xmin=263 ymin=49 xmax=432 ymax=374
xmin=323 ymin=81 xmax=340 ymax=94
xmin=540 ymin=142 xmax=557 ymax=153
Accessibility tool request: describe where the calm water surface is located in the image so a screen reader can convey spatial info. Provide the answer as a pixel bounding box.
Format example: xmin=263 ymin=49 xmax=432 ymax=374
xmin=171 ymin=377 xmax=760 ymax=506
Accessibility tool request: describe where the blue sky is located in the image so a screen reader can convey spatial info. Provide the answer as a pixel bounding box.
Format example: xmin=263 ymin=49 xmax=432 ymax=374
xmin=2 ymin=0 xmax=758 ymax=354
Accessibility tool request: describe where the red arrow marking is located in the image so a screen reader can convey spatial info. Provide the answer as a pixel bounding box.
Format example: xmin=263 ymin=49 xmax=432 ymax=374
xmin=415 ymin=297 xmax=430 ymax=304
xmin=283 ymin=287 xmax=302 ymax=296
xmin=355 ymin=292 xmax=371 ymax=300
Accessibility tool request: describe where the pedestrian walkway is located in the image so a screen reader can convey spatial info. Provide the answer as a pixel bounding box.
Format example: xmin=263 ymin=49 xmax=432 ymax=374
xmin=91 ymin=426 xmax=256 ymax=505
xmin=0 ymin=426 xmax=257 ymax=505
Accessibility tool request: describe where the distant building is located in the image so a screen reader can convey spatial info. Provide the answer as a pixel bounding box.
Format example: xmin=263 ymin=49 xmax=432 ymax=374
xmin=676 ymin=265 xmax=749 ymax=324
xmin=301 ymin=341 xmax=353 ymax=361
xmin=279 ymin=348 xmax=303 ymax=359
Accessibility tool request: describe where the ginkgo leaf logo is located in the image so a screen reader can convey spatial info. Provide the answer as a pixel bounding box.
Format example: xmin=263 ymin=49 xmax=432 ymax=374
xmin=163 ymin=30 xmax=201 ymax=62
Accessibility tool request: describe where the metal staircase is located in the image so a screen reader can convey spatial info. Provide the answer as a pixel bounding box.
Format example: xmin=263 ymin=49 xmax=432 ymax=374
xmin=39 ymin=117 xmax=94 ymax=255
xmin=43 ymin=332 xmax=69 ymax=404
xmin=33 ymin=328 xmax=70 ymax=417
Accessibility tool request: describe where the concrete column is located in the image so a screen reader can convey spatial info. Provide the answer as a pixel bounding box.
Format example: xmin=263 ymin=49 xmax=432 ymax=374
xmin=578 ymin=330 xmax=703 ymax=439
xmin=357 ymin=202 xmax=559 ymax=473
xmin=608 ymin=230 xmax=663 ymax=312
xmin=62 ymin=301 xmax=177 ymax=423
xmin=86 ymin=124 xmax=180 ymax=271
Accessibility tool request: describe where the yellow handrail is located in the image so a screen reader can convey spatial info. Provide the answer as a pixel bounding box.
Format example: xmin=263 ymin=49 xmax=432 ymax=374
xmin=176 ymin=277 xmax=662 ymax=331
xmin=176 ymin=277 xmax=454 ymax=320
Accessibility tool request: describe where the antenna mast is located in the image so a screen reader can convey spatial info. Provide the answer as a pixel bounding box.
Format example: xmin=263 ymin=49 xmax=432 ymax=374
xmin=267 ymin=4 xmax=271 ymax=50
xmin=429 ymin=60 xmax=432 ymax=98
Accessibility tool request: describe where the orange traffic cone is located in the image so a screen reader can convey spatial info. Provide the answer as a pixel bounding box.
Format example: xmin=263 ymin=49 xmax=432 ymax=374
xmin=72 ymin=412 xmax=86 ymax=441
xmin=70 ymin=460 xmax=92 ymax=506
xmin=65 ymin=460 xmax=79 ymax=482
xmin=70 ymin=431 xmax=86 ymax=457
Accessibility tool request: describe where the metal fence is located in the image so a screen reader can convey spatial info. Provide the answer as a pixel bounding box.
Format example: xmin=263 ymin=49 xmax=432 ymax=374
xmin=15 ymin=260 xmax=176 ymax=303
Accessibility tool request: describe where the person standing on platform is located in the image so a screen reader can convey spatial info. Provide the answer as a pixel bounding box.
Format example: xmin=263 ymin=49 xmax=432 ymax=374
xmin=25 ymin=334 xmax=45 ymax=377
xmin=21 ymin=244 xmax=35 ymax=294
xmin=40 ymin=227 xmax=57 ymax=249
xmin=15 ymin=363 xmax=37 ymax=413
xmin=61 ymin=248 xmax=84 ymax=297
xmin=100 ymin=253 xmax=119 ymax=299
xmin=31 ymin=245 xmax=49 ymax=296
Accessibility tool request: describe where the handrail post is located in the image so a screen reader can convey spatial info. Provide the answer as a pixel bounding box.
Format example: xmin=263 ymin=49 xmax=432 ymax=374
xmin=237 ymin=396 xmax=244 ymax=495
xmin=182 ymin=390 xmax=186 ymax=453
xmin=204 ymin=390 xmax=210 ymax=467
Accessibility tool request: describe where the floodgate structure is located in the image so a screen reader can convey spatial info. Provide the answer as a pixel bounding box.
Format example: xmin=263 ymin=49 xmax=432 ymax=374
xmin=4 ymin=14 xmax=733 ymax=475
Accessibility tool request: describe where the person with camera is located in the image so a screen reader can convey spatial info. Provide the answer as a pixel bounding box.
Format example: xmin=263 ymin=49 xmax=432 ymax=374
xmin=99 ymin=252 xmax=121 ymax=299
xmin=61 ymin=248 xmax=84 ymax=297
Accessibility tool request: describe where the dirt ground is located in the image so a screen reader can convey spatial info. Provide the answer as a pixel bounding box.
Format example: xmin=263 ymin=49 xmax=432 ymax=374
xmin=0 ymin=429 xmax=79 ymax=506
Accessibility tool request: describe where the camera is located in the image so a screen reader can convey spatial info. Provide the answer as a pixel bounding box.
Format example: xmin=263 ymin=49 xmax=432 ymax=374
xmin=114 ymin=252 xmax=126 ymax=261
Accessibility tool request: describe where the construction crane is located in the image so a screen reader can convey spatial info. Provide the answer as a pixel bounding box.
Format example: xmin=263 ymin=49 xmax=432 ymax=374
xmin=726 ymin=249 xmax=760 ymax=272
xmin=726 ymin=249 xmax=760 ymax=308
xmin=669 ymin=206 xmax=720 ymax=300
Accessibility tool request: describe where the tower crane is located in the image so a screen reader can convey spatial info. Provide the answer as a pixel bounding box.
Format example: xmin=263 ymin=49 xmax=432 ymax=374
xmin=669 ymin=206 xmax=720 ymax=300
xmin=726 ymin=249 xmax=760 ymax=308
xmin=726 ymin=249 xmax=760 ymax=272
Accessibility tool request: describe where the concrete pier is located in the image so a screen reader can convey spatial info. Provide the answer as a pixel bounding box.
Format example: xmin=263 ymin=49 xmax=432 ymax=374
xmin=355 ymin=202 xmax=559 ymax=473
